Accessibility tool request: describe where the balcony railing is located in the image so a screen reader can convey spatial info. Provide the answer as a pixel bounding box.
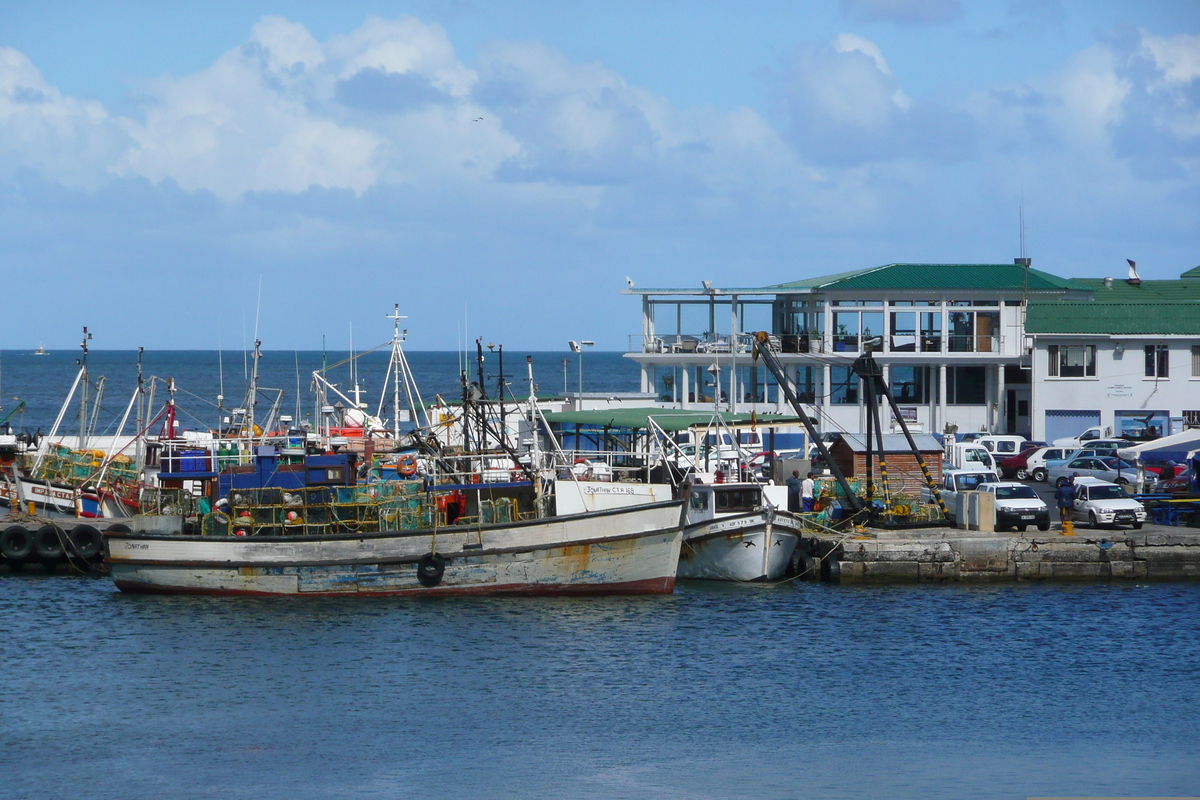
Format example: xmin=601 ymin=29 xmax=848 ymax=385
xmin=631 ymin=333 xmax=1003 ymax=355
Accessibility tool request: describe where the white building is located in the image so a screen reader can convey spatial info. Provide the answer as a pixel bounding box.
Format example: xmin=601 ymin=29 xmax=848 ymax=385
xmin=623 ymin=262 xmax=1200 ymax=442
xmin=1025 ymin=266 xmax=1200 ymax=443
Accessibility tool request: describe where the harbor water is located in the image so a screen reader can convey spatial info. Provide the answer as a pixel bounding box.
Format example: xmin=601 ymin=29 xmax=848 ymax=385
xmin=4 ymin=576 xmax=1199 ymax=799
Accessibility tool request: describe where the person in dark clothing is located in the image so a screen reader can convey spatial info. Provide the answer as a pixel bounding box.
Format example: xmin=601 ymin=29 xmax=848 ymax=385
xmin=786 ymin=470 xmax=802 ymax=513
xmin=1054 ymin=473 xmax=1078 ymax=528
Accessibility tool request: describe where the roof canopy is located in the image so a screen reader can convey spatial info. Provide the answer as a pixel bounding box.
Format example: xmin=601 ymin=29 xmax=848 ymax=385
xmin=1026 ymin=301 xmax=1200 ymax=335
xmin=833 ymin=433 xmax=943 ymax=453
xmin=1117 ymin=430 xmax=1200 ymax=463
xmin=541 ymin=407 xmax=806 ymax=432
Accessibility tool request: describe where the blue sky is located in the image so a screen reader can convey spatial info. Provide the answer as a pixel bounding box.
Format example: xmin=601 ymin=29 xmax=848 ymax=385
xmin=1 ymin=0 xmax=1198 ymax=350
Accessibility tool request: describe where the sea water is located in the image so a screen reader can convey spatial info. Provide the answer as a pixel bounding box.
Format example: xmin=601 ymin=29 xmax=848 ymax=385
xmin=0 ymin=349 xmax=642 ymax=433
xmin=2 ymin=577 xmax=1198 ymax=799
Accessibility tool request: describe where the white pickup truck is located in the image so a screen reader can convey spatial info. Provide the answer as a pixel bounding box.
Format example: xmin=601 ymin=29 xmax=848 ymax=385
xmin=921 ymin=468 xmax=1000 ymax=520
xmin=1052 ymin=426 xmax=1108 ymax=449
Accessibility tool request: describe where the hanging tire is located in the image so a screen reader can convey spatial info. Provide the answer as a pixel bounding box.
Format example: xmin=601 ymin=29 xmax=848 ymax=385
xmin=66 ymin=525 xmax=102 ymax=560
xmin=33 ymin=525 xmax=64 ymax=562
xmin=1 ymin=526 xmax=33 ymax=564
xmin=820 ymin=556 xmax=841 ymax=584
xmin=417 ymin=553 xmax=446 ymax=587
xmin=106 ymin=524 xmax=131 ymax=534
xmin=799 ymin=553 xmax=818 ymax=580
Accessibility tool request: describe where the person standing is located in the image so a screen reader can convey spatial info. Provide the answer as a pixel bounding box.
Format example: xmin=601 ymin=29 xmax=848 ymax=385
xmin=1054 ymin=473 xmax=1078 ymax=529
xmin=786 ymin=469 xmax=801 ymax=512
xmin=801 ymin=472 xmax=816 ymax=513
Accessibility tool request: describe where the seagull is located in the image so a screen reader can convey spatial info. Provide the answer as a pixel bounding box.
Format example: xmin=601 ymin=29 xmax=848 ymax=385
xmin=472 ymin=117 xmax=484 ymax=122
xmin=625 ymin=276 xmax=634 ymax=288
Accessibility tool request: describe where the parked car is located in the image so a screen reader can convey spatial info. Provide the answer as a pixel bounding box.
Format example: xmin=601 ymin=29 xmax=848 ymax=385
xmin=1025 ymin=446 xmax=1075 ymax=482
xmin=921 ymin=468 xmax=1000 ymax=520
xmin=1052 ymin=426 xmax=1107 ymax=448
xmin=999 ymin=447 xmax=1042 ymax=480
xmin=1081 ymin=439 xmax=1134 ymax=454
xmin=1151 ymin=465 xmax=1195 ymax=494
xmin=1048 ymin=456 xmax=1145 ymax=487
xmin=978 ymin=482 xmax=1051 ymax=532
xmin=976 ymin=435 xmax=1030 ymax=456
xmin=1072 ymin=477 xmax=1146 ymax=529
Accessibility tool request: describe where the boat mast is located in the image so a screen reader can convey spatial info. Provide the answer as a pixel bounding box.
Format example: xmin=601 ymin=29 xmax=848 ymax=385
xmin=248 ymin=339 xmax=261 ymax=439
xmin=78 ymin=326 xmax=91 ymax=452
xmin=136 ymin=347 xmax=145 ymax=473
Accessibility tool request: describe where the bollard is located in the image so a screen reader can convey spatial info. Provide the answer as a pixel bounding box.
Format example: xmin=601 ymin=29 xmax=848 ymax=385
xmin=1062 ymin=518 xmax=1075 ymax=536
xmin=27 ymin=502 xmax=35 ymax=516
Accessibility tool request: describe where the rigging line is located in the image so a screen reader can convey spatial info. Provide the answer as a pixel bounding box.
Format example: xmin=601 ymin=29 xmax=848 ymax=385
xmin=322 ymin=341 xmax=390 ymax=371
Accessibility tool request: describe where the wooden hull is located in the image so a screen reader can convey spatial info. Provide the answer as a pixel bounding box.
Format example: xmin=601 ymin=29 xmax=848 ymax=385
xmin=106 ymin=501 xmax=684 ymax=596
xmin=678 ymin=510 xmax=802 ymax=582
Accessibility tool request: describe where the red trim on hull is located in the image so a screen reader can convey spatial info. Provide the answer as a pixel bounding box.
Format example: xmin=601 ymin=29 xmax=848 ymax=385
xmin=112 ymin=576 xmax=676 ymax=597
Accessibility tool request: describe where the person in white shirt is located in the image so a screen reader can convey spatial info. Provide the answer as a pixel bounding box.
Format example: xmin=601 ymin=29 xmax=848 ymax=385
xmin=801 ymin=472 xmax=816 ymax=512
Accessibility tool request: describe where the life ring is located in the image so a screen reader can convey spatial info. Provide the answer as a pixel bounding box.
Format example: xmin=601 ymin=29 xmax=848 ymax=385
xmin=417 ymin=553 xmax=446 ymax=587
xmin=0 ymin=526 xmax=33 ymax=563
xmin=67 ymin=525 xmax=103 ymax=560
xmin=397 ymin=455 xmax=418 ymax=477
xmin=33 ymin=524 xmax=64 ymax=562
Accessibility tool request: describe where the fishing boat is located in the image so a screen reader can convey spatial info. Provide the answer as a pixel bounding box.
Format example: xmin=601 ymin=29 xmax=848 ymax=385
xmin=104 ymin=443 xmax=684 ymax=596
xmin=33 ymin=344 xmax=47 ymax=356
xmin=677 ymin=479 xmax=801 ymax=582
xmin=105 ymin=310 xmax=686 ymax=596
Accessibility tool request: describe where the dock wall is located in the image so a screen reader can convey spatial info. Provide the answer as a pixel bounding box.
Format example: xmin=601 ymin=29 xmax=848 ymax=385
xmin=812 ymin=529 xmax=1200 ymax=583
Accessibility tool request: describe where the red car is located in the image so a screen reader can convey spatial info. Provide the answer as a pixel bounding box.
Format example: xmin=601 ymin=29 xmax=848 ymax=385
xmin=998 ymin=447 xmax=1041 ymax=480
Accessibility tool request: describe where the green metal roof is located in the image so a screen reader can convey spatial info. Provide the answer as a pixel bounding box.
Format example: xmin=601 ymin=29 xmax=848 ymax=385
xmin=1025 ymin=302 xmax=1200 ymax=335
xmin=542 ymin=408 xmax=805 ymax=432
xmin=1068 ymin=278 xmax=1200 ymax=303
xmin=766 ymin=263 xmax=1081 ymax=293
xmin=1181 ymin=266 xmax=1200 ymax=279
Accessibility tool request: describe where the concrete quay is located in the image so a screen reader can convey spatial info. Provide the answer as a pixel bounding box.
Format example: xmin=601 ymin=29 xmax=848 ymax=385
xmin=807 ymin=524 xmax=1200 ymax=583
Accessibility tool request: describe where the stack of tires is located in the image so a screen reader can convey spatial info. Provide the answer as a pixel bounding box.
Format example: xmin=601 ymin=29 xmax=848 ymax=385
xmin=0 ymin=523 xmax=107 ymax=572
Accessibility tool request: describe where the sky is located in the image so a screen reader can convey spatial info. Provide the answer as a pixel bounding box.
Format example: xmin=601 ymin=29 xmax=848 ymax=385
xmin=1 ymin=0 xmax=1198 ymax=351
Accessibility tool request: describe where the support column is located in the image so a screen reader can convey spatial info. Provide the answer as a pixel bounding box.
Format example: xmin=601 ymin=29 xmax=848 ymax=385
xmin=641 ymin=363 xmax=651 ymax=394
xmin=681 ymin=366 xmax=691 ymax=409
xmin=996 ymin=363 xmax=1006 ymax=434
xmin=939 ymin=364 xmax=948 ymax=436
xmin=822 ymin=362 xmax=832 ymax=425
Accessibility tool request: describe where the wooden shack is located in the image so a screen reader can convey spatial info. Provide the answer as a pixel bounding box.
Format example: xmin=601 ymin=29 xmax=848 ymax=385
xmin=827 ymin=433 xmax=944 ymax=497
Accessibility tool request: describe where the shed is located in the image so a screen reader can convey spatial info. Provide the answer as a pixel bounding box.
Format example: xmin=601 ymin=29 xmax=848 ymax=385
xmin=828 ymin=433 xmax=944 ymax=497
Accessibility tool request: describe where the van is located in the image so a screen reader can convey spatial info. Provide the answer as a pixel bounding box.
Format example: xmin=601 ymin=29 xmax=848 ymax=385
xmin=944 ymin=442 xmax=996 ymax=471
xmin=976 ymin=435 xmax=1029 ymax=456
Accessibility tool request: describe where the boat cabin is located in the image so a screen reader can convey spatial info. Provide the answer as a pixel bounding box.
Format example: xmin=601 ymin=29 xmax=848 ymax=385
xmin=686 ymin=483 xmax=762 ymax=523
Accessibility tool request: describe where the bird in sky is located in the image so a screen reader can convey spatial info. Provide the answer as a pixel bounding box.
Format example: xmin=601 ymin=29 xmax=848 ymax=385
xmin=472 ymin=117 xmax=484 ymax=122
xmin=625 ymin=276 xmax=634 ymax=288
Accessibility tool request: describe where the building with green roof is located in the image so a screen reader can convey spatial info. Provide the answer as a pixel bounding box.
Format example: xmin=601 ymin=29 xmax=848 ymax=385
xmin=622 ymin=261 xmax=1200 ymax=443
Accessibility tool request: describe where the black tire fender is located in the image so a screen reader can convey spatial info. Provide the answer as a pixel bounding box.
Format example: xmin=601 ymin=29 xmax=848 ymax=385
xmin=417 ymin=553 xmax=446 ymax=587
xmin=67 ymin=525 xmax=102 ymax=560
xmin=820 ymin=556 xmax=841 ymax=584
xmin=0 ymin=526 xmax=33 ymax=562
xmin=33 ymin=524 xmax=64 ymax=561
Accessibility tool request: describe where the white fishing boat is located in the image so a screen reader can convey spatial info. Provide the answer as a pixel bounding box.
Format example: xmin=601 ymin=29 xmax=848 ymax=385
xmin=106 ymin=495 xmax=684 ymax=596
xmin=677 ymin=480 xmax=801 ymax=582
xmin=33 ymin=343 xmax=48 ymax=356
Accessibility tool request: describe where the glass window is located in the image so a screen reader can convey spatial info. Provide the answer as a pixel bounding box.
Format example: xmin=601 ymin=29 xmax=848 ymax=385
xmin=920 ymin=312 xmax=942 ymax=352
xmin=947 ymin=366 xmax=986 ymax=405
xmin=948 ymin=311 xmax=974 ymax=352
xmin=1048 ymin=345 xmax=1096 ymax=377
xmin=1192 ymin=345 xmax=1200 ymax=377
xmin=890 ymin=366 xmax=927 ymax=404
xmin=861 ymin=311 xmax=883 ymax=349
xmin=690 ymin=491 xmax=709 ymax=510
xmin=890 ymin=312 xmax=917 ymax=352
xmin=831 ymin=366 xmax=860 ymax=405
xmin=1145 ymin=344 xmax=1169 ymax=378
xmin=833 ymin=312 xmax=859 ymax=351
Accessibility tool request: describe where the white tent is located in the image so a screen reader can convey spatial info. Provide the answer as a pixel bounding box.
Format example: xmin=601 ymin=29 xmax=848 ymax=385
xmin=1117 ymin=429 xmax=1200 ymax=463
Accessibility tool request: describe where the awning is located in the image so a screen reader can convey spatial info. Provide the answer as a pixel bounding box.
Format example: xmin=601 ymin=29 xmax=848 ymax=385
xmin=541 ymin=407 xmax=806 ymax=432
xmin=1118 ymin=429 xmax=1200 ymax=463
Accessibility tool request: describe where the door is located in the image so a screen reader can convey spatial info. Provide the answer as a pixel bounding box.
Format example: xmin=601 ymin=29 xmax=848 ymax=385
xmin=1045 ymin=409 xmax=1100 ymax=444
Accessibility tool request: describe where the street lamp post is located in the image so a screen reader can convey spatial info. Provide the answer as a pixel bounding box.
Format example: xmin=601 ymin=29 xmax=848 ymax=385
xmin=568 ymin=340 xmax=595 ymax=397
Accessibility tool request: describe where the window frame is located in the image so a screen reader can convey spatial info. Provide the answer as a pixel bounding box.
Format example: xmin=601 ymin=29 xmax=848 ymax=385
xmin=1047 ymin=344 xmax=1096 ymax=379
xmin=1144 ymin=344 xmax=1169 ymax=379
